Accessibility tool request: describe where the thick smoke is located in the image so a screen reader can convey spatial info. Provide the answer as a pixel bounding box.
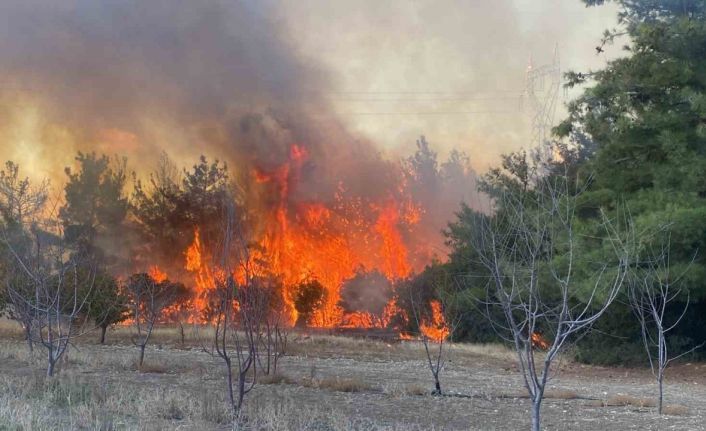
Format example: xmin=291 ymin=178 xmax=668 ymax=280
xmin=340 ymin=270 xmax=393 ymax=316
xmin=0 ymin=0 xmax=389 ymax=196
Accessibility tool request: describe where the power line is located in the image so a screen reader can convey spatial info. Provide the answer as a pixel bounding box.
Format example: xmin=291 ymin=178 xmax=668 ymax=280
xmin=323 ymin=110 xmax=518 ymax=116
xmin=327 ymin=95 xmax=522 ymax=102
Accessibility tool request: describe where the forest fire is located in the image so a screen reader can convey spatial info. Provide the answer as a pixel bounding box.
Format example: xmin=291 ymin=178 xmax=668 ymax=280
xmin=242 ymin=143 xmax=424 ymax=328
xmin=140 ymin=142 xmax=447 ymax=332
xmin=134 ymin=144 xmax=462 ymax=334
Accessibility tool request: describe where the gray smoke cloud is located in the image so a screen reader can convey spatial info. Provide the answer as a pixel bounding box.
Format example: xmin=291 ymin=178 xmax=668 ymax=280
xmin=0 ymin=0 xmax=414 ymax=211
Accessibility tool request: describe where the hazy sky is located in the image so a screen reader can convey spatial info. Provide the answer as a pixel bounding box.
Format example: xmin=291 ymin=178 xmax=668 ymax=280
xmin=279 ymin=0 xmax=619 ymax=169
xmin=0 ymin=0 xmax=620 ymax=180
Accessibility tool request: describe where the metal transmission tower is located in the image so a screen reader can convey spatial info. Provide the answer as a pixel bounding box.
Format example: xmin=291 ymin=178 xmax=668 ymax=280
xmin=524 ymin=46 xmax=561 ymax=163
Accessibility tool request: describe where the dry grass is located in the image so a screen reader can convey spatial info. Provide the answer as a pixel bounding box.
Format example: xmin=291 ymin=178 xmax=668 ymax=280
xmin=0 ymin=318 xmax=24 ymax=338
xmin=300 ymin=375 xmax=374 ymax=393
xmin=502 ymin=388 xmax=580 ymax=400
xmin=662 ymin=404 xmax=689 ymax=416
xmin=405 ymin=384 xmax=429 ymax=396
xmin=0 ymin=317 xmax=518 ymax=365
xmin=544 ymin=389 xmax=580 ymax=400
xmin=0 ymin=321 xmax=701 ymax=430
xmin=0 ymin=370 xmax=425 ymax=431
xmin=450 ymin=342 xmax=518 ymax=362
xmin=259 ymin=372 xmax=296 ymax=385
xmin=137 ymin=359 xmax=170 ymax=374
xmin=589 ymin=395 xmax=656 ymax=408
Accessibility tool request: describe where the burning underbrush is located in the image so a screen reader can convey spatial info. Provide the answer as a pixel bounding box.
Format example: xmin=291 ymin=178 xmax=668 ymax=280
xmin=124 ymin=141 xmax=468 ymax=341
xmin=140 ymin=223 xmax=448 ymax=341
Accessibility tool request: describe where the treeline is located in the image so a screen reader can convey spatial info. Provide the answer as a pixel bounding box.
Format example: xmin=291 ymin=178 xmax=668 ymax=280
xmin=0 ymin=136 xmax=477 ymax=336
xmin=0 ymin=152 xmax=231 ymax=341
xmin=416 ymin=0 xmax=706 ymax=365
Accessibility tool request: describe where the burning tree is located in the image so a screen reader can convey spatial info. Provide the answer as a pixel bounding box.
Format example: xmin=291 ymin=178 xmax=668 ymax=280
xmin=470 ymin=153 xmax=631 ymax=431
xmin=339 ymin=268 xmax=394 ymax=328
xmin=131 ymin=154 xmax=231 ymax=277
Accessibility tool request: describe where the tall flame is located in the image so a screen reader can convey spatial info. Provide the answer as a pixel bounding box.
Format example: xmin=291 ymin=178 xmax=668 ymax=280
xmin=184 ymin=227 xmax=216 ymax=316
xmin=419 ymin=300 xmax=450 ymax=342
xmin=148 ymin=265 xmax=167 ymax=283
xmin=145 ymin=142 xmax=436 ymax=329
xmin=248 ymin=143 xmax=422 ymax=327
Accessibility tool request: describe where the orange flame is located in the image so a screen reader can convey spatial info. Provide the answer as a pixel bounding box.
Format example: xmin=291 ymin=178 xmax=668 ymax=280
xmin=419 ymin=300 xmax=450 ymax=342
xmin=147 ymin=142 xmax=437 ymax=329
xmin=531 ymin=332 xmax=550 ymax=350
xmin=184 ymin=227 xmax=216 ymax=319
xmin=148 ymin=265 xmax=167 ymax=283
xmin=246 ymin=144 xmax=422 ymax=328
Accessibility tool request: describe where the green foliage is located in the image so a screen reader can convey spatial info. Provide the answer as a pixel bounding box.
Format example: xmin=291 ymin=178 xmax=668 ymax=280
xmin=0 ymin=161 xmax=48 ymax=227
xmin=56 ymin=153 xmax=131 ymax=335
xmin=60 ymin=152 xmax=130 ymax=269
xmin=84 ymin=271 xmax=129 ymax=329
xmin=131 ymin=154 xmax=231 ymax=269
xmin=0 ymin=161 xmax=49 ymax=314
xmin=556 ymin=0 xmax=706 ymax=362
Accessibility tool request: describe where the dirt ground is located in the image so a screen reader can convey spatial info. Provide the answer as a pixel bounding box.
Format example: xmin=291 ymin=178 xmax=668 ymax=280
xmin=0 ymin=323 xmax=705 ymax=430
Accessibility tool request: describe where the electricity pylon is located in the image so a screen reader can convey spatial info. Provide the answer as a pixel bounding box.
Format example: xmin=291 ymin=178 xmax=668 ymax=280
xmin=524 ymin=45 xmax=561 ymax=163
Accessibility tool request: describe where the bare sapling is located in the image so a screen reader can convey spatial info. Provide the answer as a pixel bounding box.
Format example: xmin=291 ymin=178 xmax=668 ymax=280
xmin=201 ymin=199 xmax=269 ymax=424
xmin=628 ymin=235 xmax=702 ymax=415
xmin=0 ymin=161 xmax=49 ymax=352
xmin=256 ymin=275 xmax=289 ymax=376
xmin=2 ymin=219 xmax=97 ymax=377
xmin=270 ymin=307 xmax=289 ymax=375
xmin=127 ymin=273 xmax=185 ymax=367
xmin=472 ymin=170 xmax=631 ymax=431
xmin=408 ymin=280 xmax=459 ymax=396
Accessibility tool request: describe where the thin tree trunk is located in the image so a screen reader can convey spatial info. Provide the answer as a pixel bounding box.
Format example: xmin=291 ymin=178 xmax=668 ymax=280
xmin=139 ymin=344 xmax=146 ymax=367
xmin=235 ymin=370 xmax=246 ymax=418
xmin=224 ymin=357 xmax=236 ymax=414
xmin=100 ymin=325 xmax=107 ymax=344
xmin=433 ymin=373 xmax=442 ymax=395
xmin=658 ymin=372 xmax=664 ymax=415
xmin=47 ymin=352 xmax=55 ymax=377
xmin=25 ymin=324 xmax=33 ymax=353
xmin=531 ymin=397 xmax=541 ymax=431
xmin=265 ymin=326 xmax=272 ymax=375
xmin=179 ymin=322 xmax=185 ymax=346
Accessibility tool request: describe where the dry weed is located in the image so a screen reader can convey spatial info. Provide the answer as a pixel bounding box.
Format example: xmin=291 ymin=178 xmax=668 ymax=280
xmin=544 ymin=389 xmax=580 ymax=400
xmin=662 ymin=404 xmax=689 ymax=416
xmin=589 ymin=394 xmax=656 ymax=408
xmin=299 ymin=375 xmax=373 ymax=393
xmin=259 ymin=372 xmax=295 ymax=385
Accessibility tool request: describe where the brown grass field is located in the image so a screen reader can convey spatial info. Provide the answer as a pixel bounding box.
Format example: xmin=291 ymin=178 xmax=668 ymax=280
xmin=0 ymin=319 xmax=705 ymax=430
